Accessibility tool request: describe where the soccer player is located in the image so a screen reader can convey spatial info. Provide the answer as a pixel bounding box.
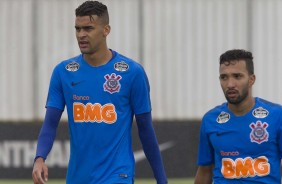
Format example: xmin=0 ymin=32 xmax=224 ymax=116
xmin=32 ymin=1 xmax=167 ymax=184
xmin=194 ymin=49 xmax=282 ymax=183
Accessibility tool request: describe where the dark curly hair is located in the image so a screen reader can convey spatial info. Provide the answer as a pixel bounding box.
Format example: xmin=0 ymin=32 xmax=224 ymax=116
xmin=220 ymin=49 xmax=254 ymax=75
xmin=75 ymin=1 xmax=109 ymax=24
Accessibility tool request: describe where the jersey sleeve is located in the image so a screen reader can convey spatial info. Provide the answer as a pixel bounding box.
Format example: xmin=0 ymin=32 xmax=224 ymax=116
xmin=135 ymin=112 xmax=167 ymax=183
xmin=46 ymin=65 xmax=65 ymax=110
xmin=278 ymin=113 xmax=282 ymax=159
xmin=130 ymin=64 xmax=151 ymax=115
xmin=197 ymin=116 xmax=214 ymax=165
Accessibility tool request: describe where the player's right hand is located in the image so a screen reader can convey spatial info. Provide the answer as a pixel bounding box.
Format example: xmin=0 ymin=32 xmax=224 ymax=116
xmin=32 ymin=157 xmax=48 ymax=184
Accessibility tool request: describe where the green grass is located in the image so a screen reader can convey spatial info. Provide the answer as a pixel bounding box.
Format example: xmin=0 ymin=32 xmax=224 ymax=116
xmin=0 ymin=178 xmax=194 ymax=184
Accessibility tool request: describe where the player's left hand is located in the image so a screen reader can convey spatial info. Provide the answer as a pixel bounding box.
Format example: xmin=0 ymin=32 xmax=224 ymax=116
xmin=32 ymin=157 xmax=48 ymax=184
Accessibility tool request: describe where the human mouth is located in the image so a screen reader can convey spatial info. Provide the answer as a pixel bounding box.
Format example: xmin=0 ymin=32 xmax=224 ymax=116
xmin=79 ymin=41 xmax=89 ymax=49
xmin=226 ymin=90 xmax=238 ymax=98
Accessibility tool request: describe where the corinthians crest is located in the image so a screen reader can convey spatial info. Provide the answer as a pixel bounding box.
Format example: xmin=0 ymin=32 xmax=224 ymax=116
xmin=104 ymin=73 xmax=122 ymax=94
xmin=249 ymin=121 xmax=269 ymax=144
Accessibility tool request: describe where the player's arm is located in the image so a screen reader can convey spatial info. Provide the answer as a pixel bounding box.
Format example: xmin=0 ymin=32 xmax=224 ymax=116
xmin=194 ymin=165 xmax=213 ymax=184
xmin=136 ymin=112 xmax=168 ymax=184
xmin=32 ymin=107 xmax=63 ymax=184
xmin=194 ymin=114 xmax=215 ymax=184
xmin=278 ymin=113 xmax=282 ymax=160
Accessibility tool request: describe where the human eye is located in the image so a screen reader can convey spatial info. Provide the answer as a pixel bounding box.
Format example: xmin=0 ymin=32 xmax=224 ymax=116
xmin=219 ymin=75 xmax=227 ymax=80
xmin=75 ymin=26 xmax=81 ymax=32
xmin=234 ymin=74 xmax=242 ymax=79
xmin=84 ymin=26 xmax=94 ymax=32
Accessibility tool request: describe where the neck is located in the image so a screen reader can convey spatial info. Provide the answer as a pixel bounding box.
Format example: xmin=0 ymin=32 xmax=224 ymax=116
xmin=83 ymin=48 xmax=112 ymax=67
xmin=228 ymin=97 xmax=255 ymax=116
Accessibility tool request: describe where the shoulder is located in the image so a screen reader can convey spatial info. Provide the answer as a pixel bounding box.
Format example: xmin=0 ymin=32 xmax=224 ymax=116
xmin=51 ymin=55 xmax=82 ymax=74
xmin=204 ymin=102 xmax=227 ymax=118
xmin=113 ymin=50 xmax=145 ymax=73
xmin=256 ymin=97 xmax=282 ymax=112
xmin=202 ymin=102 xmax=229 ymax=123
xmin=56 ymin=55 xmax=81 ymax=71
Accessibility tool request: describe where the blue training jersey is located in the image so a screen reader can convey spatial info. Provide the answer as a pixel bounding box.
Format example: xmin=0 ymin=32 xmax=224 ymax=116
xmin=197 ymin=97 xmax=282 ymax=183
xmin=46 ymin=50 xmax=151 ymax=184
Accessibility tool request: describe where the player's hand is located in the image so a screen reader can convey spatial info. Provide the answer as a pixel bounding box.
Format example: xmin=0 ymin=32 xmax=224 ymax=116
xmin=32 ymin=157 xmax=48 ymax=184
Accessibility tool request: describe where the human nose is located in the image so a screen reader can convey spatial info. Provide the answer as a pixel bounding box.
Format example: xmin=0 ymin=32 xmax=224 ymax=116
xmin=77 ymin=29 xmax=87 ymax=39
xmin=226 ymin=78 xmax=236 ymax=88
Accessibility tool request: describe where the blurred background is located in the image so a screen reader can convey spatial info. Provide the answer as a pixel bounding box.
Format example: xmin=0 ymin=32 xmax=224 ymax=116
xmin=0 ymin=0 xmax=282 ymax=181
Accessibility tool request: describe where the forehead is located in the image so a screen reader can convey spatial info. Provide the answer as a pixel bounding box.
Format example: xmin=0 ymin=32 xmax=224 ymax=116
xmin=219 ymin=60 xmax=248 ymax=74
xmin=75 ymin=15 xmax=99 ymax=26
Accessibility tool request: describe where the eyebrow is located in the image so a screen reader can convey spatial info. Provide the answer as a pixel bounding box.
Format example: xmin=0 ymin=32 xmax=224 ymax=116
xmin=220 ymin=72 xmax=244 ymax=77
xmin=75 ymin=25 xmax=94 ymax=29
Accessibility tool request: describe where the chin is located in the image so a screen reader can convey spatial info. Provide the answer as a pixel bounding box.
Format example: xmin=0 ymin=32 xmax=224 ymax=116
xmin=80 ymin=50 xmax=91 ymax=54
xmin=226 ymin=97 xmax=239 ymax=104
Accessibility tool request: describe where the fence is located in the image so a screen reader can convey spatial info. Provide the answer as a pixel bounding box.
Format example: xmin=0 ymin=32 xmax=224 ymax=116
xmin=1 ymin=0 xmax=282 ymax=121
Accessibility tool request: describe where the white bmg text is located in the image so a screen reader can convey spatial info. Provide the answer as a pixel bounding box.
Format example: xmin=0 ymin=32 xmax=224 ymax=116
xmin=0 ymin=141 xmax=70 ymax=168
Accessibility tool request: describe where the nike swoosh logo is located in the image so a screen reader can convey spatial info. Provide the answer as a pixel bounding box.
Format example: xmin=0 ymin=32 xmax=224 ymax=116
xmin=216 ymin=132 xmax=228 ymax=136
xmin=134 ymin=141 xmax=175 ymax=163
xmin=71 ymin=81 xmax=83 ymax=86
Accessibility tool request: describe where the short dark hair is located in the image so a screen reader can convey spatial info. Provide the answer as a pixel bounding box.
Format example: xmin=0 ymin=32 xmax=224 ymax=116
xmin=75 ymin=1 xmax=109 ymax=24
xmin=220 ymin=49 xmax=254 ymax=74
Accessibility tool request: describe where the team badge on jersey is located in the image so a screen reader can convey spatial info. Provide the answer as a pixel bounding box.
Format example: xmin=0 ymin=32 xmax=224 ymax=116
xmin=249 ymin=121 xmax=269 ymax=144
xmin=252 ymin=107 xmax=269 ymax=118
xmin=216 ymin=111 xmax=230 ymax=124
xmin=66 ymin=61 xmax=80 ymax=72
xmin=114 ymin=61 xmax=129 ymax=72
xmin=104 ymin=73 xmax=122 ymax=94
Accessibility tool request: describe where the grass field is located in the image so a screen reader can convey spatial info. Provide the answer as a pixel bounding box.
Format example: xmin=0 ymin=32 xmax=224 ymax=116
xmin=0 ymin=178 xmax=194 ymax=184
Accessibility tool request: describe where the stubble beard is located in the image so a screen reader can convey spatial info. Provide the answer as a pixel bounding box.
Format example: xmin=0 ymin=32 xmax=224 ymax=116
xmin=225 ymin=87 xmax=249 ymax=105
xmin=80 ymin=48 xmax=93 ymax=55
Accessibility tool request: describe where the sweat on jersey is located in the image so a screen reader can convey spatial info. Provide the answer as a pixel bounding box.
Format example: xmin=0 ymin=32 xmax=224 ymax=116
xmin=46 ymin=50 xmax=151 ymax=184
xmin=197 ymin=97 xmax=282 ymax=183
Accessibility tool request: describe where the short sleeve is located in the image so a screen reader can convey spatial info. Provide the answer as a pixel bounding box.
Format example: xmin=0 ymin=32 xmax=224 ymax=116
xmin=46 ymin=65 xmax=65 ymax=110
xmin=197 ymin=117 xmax=214 ymax=165
xmin=278 ymin=113 xmax=282 ymax=159
xmin=130 ymin=65 xmax=151 ymax=115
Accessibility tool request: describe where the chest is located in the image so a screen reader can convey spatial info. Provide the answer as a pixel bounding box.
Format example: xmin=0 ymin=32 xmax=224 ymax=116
xmin=62 ymin=69 xmax=131 ymax=104
xmin=207 ymin=116 xmax=278 ymax=154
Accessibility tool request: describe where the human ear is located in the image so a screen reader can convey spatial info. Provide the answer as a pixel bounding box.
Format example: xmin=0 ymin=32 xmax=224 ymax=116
xmin=103 ymin=25 xmax=111 ymax=37
xmin=249 ymin=74 xmax=256 ymax=86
